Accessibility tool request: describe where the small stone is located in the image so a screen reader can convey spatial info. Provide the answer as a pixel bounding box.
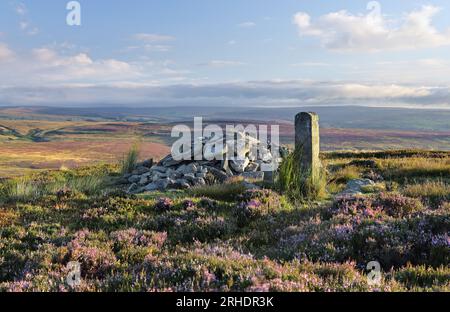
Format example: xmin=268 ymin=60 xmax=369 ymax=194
xmin=138 ymin=176 xmax=149 ymax=185
xmin=337 ymin=179 xmax=375 ymax=197
xmin=145 ymin=178 xmax=171 ymax=191
xmin=151 ymin=166 xmax=167 ymax=173
xmin=128 ymin=175 xmax=141 ymax=183
xmin=205 ymin=166 xmax=228 ymax=183
xmin=242 ymin=181 xmax=261 ymax=190
xmin=195 ymin=172 xmax=207 ymax=178
xmin=183 ymin=173 xmax=196 ymax=182
xmin=173 ymin=179 xmax=190 ymax=189
xmin=230 ymin=158 xmax=250 ymax=173
xmin=245 ymin=162 xmax=259 ymax=172
xmin=142 ymin=159 xmax=154 ymax=168
xmin=144 ymin=182 xmax=159 ymax=191
xmin=127 ymin=183 xmax=139 ymax=193
xmin=192 ymin=177 xmax=206 ymax=186
xmin=132 ymin=166 xmax=150 ymax=175
xmin=161 ymin=156 xmax=181 ymax=167
xmin=241 ymin=171 xmax=264 ymax=181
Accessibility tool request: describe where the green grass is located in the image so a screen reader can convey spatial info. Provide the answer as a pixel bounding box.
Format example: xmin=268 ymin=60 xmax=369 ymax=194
xmin=402 ymin=180 xmax=450 ymax=208
xmin=120 ymin=144 xmax=139 ymax=174
xmin=189 ymin=181 xmax=247 ymax=201
xmin=277 ymin=148 xmax=327 ymax=201
xmin=0 ymin=166 xmax=111 ymax=203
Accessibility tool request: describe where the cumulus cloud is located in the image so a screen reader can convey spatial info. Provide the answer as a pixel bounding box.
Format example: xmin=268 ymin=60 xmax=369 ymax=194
xmin=0 ymin=45 xmax=190 ymax=87
xmin=293 ymin=5 xmax=450 ymax=52
xmin=0 ymin=43 xmax=15 ymax=62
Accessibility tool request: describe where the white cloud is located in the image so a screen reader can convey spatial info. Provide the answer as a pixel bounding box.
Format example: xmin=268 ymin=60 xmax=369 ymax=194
xmin=200 ymin=60 xmax=246 ymax=67
xmin=293 ymin=5 xmax=450 ymax=52
xmin=0 ymin=79 xmax=448 ymax=108
xmin=132 ymin=33 xmax=175 ymax=42
xmin=14 ymin=2 xmax=39 ymax=35
xmin=238 ymin=22 xmax=256 ymax=28
xmin=0 ymin=43 xmax=15 ymax=62
xmin=15 ymin=2 xmax=27 ymax=16
xmin=291 ymin=62 xmax=329 ymax=67
xmin=0 ymin=44 xmax=192 ymax=88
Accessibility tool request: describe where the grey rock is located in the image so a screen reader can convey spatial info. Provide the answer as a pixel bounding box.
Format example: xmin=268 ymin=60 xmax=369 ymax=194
xmin=195 ymin=172 xmax=207 ymax=178
xmin=128 ymin=175 xmax=141 ymax=183
xmin=230 ymin=159 xmax=250 ymax=173
xmin=145 ymin=178 xmax=171 ymax=191
xmin=192 ymin=177 xmax=206 ymax=186
xmin=173 ymin=179 xmax=190 ymax=189
xmin=151 ymin=166 xmax=167 ymax=173
xmin=245 ymin=162 xmax=259 ymax=172
xmin=132 ymin=166 xmax=150 ymax=175
xmin=160 ymin=155 xmax=182 ymax=167
xmin=240 ymin=171 xmax=264 ymax=181
xmin=144 ymin=182 xmax=159 ymax=191
xmin=127 ymin=183 xmax=139 ymax=193
xmin=183 ymin=173 xmax=196 ymax=181
xmin=205 ymin=166 xmax=228 ymax=183
xmin=337 ymin=179 xmax=375 ymax=197
xmin=138 ymin=175 xmax=149 ymax=185
xmin=263 ymin=171 xmax=275 ymax=184
xmin=116 ymin=177 xmax=130 ymax=185
xmin=142 ymin=158 xmax=154 ymax=168
xmin=242 ymin=181 xmax=261 ymax=190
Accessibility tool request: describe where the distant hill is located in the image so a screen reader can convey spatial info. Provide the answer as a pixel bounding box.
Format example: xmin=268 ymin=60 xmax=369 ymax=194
xmin=1 ymin=105 xmax=448 ymax=132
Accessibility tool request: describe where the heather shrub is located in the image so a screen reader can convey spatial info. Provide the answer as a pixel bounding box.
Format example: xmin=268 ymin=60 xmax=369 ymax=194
xmin=330 ymin=193 xmax=424 ymax=218
xmin=67 ymin=230 xmax=117 ymax=278
xmin=394 ymin=264 xmax=450 ymax=289
xmin=154 ymin=197 xmax=174 ymax=212
xmin=234 ymin=189 xmax=287 ymax=225
xmin=198 ymin=197 xmax=219 ymax=210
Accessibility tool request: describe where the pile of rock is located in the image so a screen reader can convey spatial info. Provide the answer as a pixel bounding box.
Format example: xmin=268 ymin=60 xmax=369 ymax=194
xmin=121 ymin=131 xmax=286 ymax=194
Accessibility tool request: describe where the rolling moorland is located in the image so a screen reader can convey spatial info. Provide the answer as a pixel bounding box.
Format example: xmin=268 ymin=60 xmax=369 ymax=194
xmin=0 ymin=106 xmax=449 ymax=177
xmin=0 ymin=106 xmax=448 ymax=292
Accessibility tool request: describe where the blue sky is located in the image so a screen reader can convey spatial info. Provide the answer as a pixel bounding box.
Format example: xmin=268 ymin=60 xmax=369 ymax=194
xmin=1 ymin=0 xmax=450 ymax=108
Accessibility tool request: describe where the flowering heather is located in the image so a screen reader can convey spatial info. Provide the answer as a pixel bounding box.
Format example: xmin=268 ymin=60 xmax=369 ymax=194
xmin=0 ymin=154 xmax=449 ymax=292
xmin=110 ymin=228 xmax=167 ymax=248
xmin=154 ymin=197 xmax=174 ymax=212
xmin=198 ymin=197 xmax=219 ymax=210
xmin=331 ymin=193 xmax=424 ymax=218
xmin=182 ymin=199 xmax=196 ymax=210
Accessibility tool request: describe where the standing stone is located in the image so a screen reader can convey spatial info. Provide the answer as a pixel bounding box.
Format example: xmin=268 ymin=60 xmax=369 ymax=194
xmin=295 ymin=112 xmax=321 ymax=181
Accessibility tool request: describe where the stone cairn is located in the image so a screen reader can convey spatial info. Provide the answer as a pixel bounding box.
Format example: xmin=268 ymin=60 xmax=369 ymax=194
xmin=121 ymin=129 xmax=287 ymax=194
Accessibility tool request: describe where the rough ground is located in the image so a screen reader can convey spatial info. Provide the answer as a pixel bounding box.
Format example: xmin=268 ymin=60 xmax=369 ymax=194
xmin=0 ymin=150 xmax=448 ymax=292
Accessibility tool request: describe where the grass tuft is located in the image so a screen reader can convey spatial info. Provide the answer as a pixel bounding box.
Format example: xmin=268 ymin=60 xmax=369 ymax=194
xmin=120 ymin=144 xmax=139 ymax=175
xmin=277 ymin=148 xmax=326 ymax=201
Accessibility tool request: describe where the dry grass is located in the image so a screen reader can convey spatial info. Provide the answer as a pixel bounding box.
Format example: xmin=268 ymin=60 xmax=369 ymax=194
xmin=378 ymin=157 xmax=450 ymax=181
xmin=402 ymin=180 xmax=450 ymax=208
